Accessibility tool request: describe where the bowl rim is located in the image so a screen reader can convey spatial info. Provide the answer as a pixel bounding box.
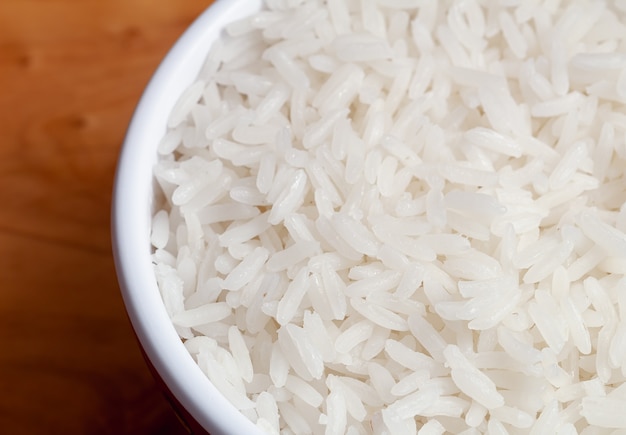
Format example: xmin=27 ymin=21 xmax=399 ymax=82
xmin=111 ymin=1 xmax=263 ymax=434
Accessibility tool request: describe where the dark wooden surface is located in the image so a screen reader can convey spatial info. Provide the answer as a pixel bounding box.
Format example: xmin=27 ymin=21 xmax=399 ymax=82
xmin=0 ymin=1 xmax=211 ymax=433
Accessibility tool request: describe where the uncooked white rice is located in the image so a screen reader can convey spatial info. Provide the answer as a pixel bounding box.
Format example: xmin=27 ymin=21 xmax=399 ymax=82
xmin=152 ymin=0 xmax=626 ymax=433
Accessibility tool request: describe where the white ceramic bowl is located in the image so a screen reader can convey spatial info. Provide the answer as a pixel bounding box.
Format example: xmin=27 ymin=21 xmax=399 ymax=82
xmin=112 ymin=1 xmax=263 ymax=433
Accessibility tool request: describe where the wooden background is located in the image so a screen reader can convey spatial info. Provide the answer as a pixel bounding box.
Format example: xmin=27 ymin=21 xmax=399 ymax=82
xmin=0 ymin=1 xmax=211 ymax=433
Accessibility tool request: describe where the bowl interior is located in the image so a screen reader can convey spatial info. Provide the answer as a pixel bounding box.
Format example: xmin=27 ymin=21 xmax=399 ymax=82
xmin=112 ymin=1 xmax=263 ymax=433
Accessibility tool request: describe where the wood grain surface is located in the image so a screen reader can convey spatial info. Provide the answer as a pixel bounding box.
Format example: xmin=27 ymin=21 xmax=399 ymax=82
xmin=0 ymin=1 xmax=211 ymax=433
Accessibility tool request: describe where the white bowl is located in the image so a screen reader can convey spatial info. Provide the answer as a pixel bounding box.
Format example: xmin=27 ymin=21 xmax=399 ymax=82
xmin=111 ymin=1 xmax=263 ymax=433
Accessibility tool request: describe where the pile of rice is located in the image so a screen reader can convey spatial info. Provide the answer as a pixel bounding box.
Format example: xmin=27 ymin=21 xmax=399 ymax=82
xmin=151 ymin=0 xmax=626 ymax=433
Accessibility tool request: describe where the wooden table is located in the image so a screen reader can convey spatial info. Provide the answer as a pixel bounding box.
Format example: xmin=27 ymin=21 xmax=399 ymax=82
xmin=0 ymin=1 xmax=211 ymax=433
